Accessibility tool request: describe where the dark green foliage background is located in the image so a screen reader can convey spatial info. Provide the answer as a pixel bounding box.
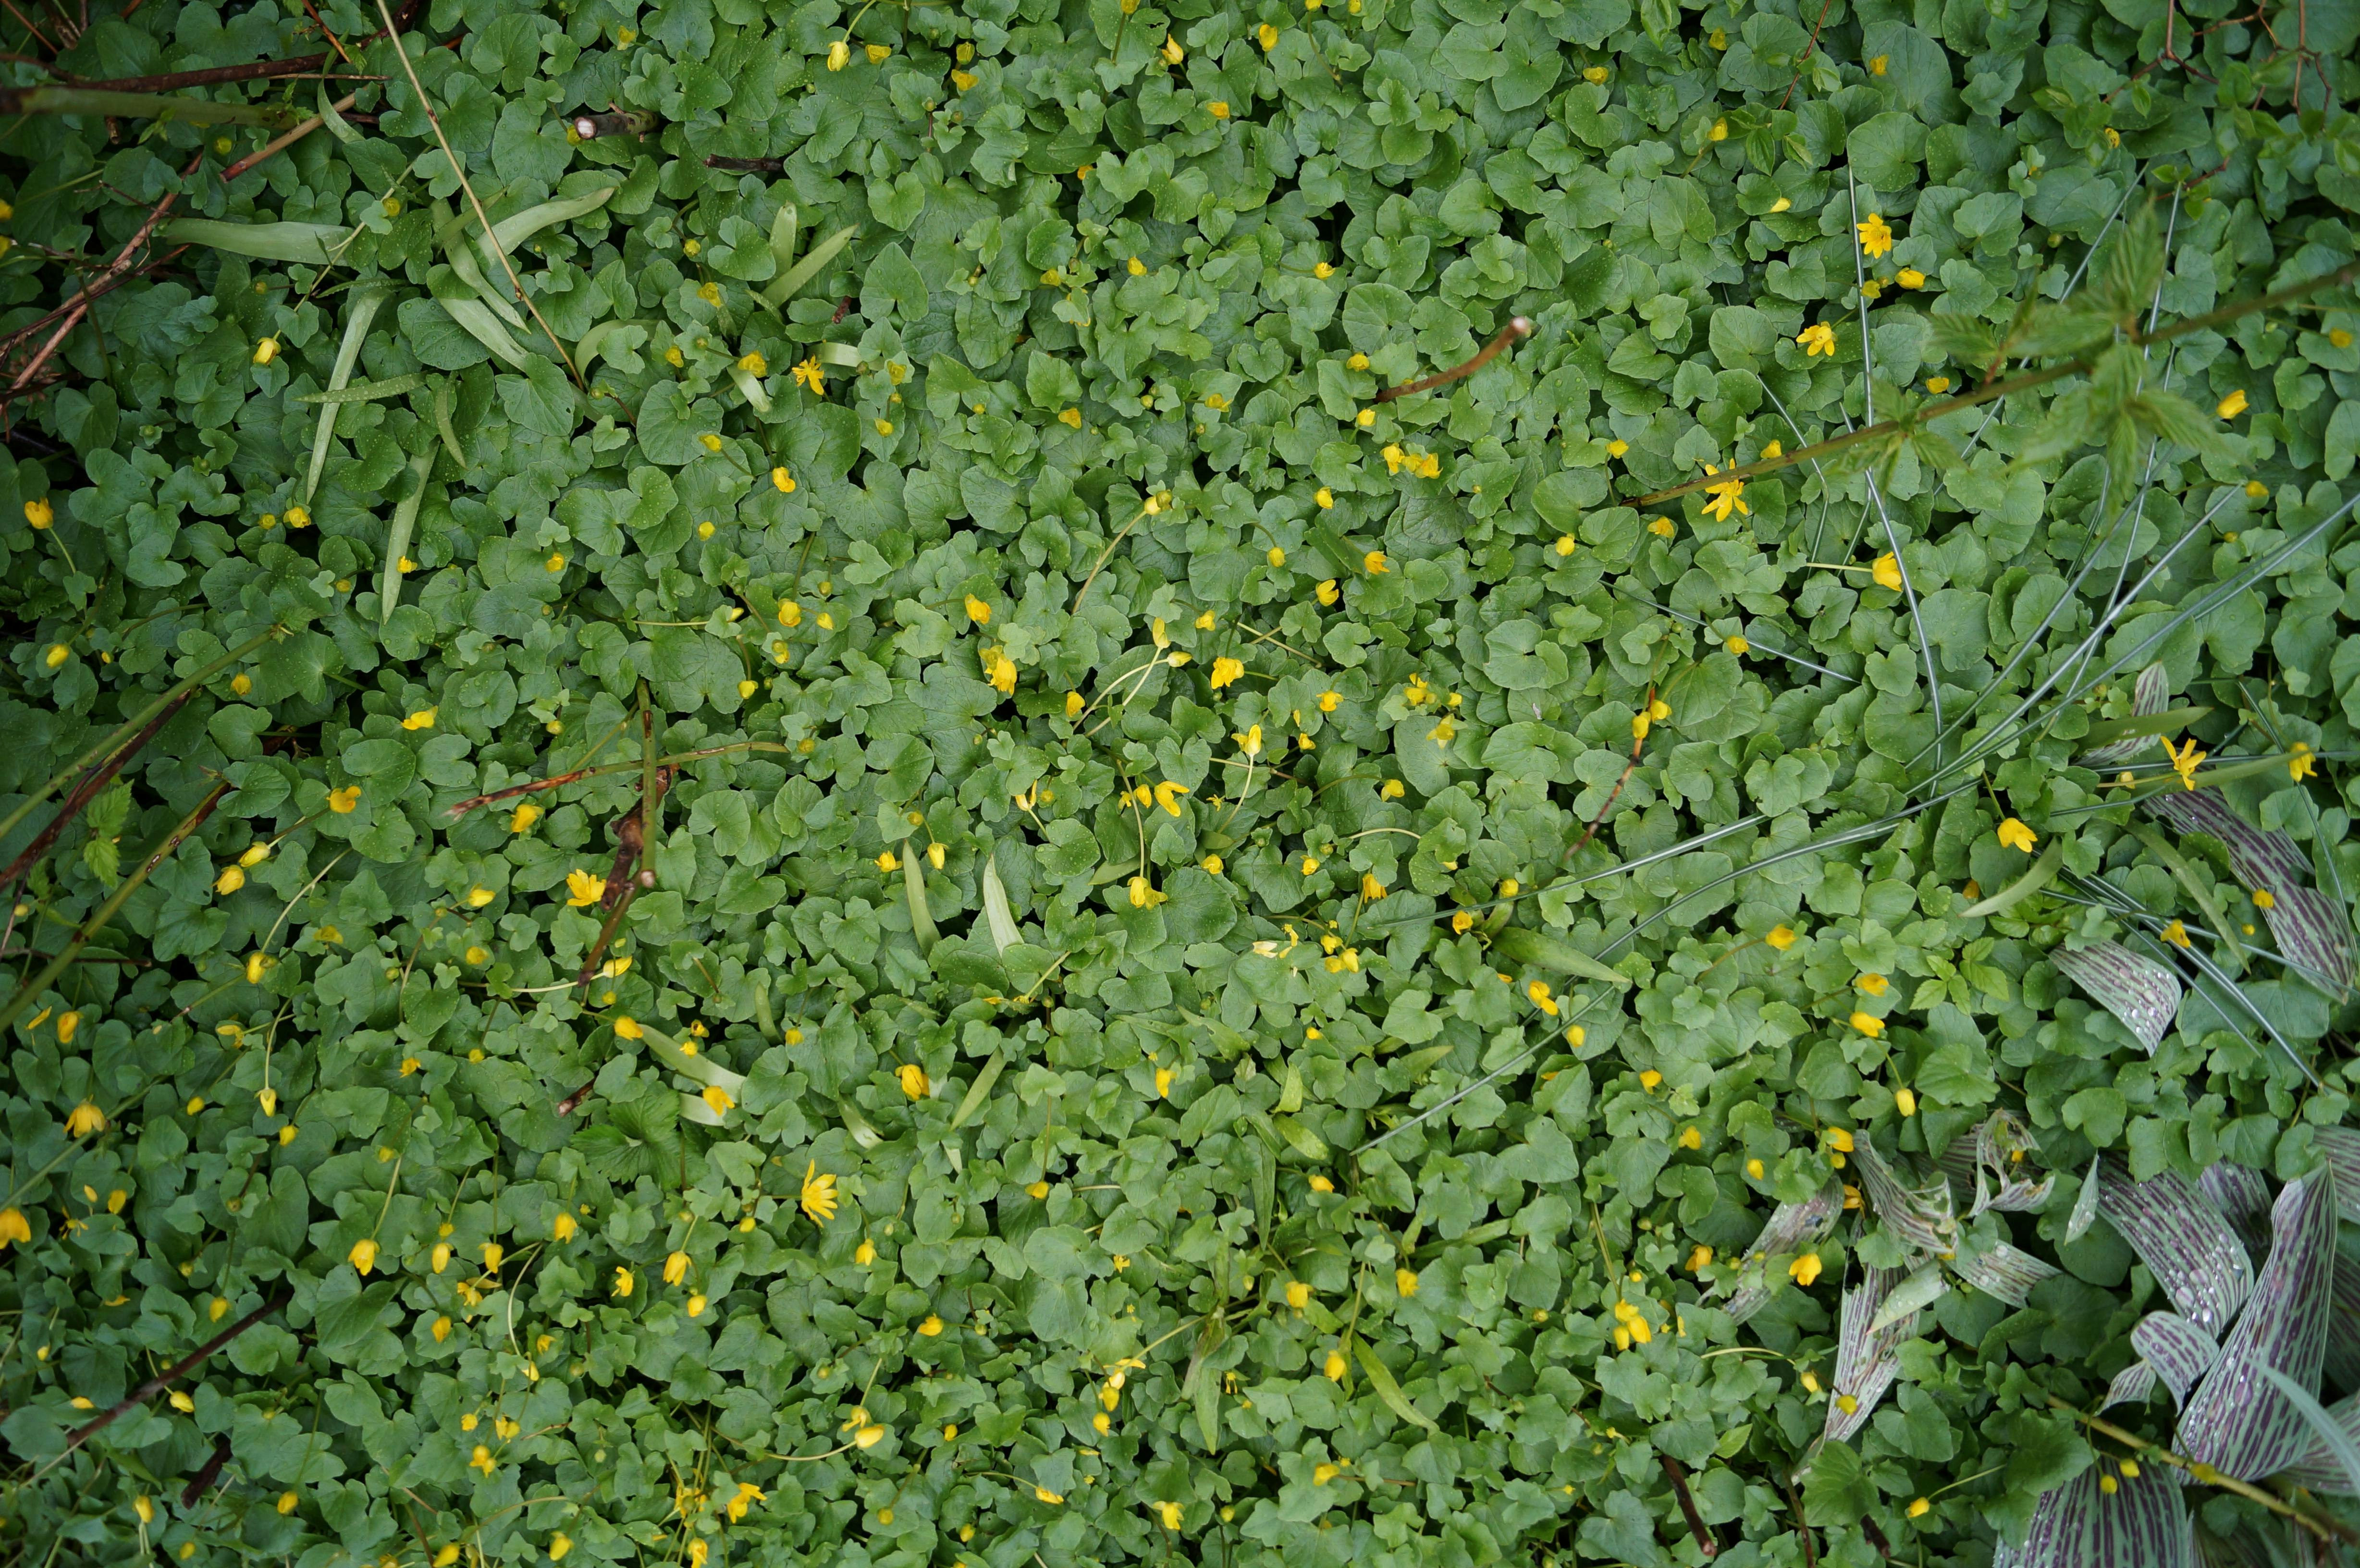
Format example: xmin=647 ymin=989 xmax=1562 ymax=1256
xmin=0 ymin=0 xmax=2356 ymax=1561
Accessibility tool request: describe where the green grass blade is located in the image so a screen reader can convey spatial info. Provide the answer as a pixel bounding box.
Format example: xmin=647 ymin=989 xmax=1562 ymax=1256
xmin=303 ymin=284 xmax=392 ymax=503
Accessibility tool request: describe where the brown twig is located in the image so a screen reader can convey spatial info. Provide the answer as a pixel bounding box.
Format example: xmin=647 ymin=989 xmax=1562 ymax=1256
xmin=180 ymin=1434 xmax=233 ymax=1507
xmin=220 ymin=92 xmax=354 ymax=181
xmin=0 ymin=689 xmax=190 ymax=894
xmin=7 ymin=154 xmax=202 ymax=394
xmin=1783 ymin=1478 xmax=1818 ymax=1568
xmin=1372 ymin=316 xmax=1531 ymax=403
xmin=37 ymin=1292 xmax=289 ymax=1476
xmin=1631 ymin=252 xmax=2360 ymax=509
xmin=442 ymin=742 xmax=789 ymax=819
xmin=1563 ymin=683 xmax=1655 ymax=863
xmin=704 ymin=154 xmax=782 ymax=172
xmin=1859 ymin=1517 xmax=1892 ymax=1558
xmin=1660 ymin=1456 xmax=1717 ymax=1557
xmin=0 ymin=947 xmax=148 ymax=964
xmin=1777 ymin=0 xmax=1837 ymax=110
xmin=554 ymin=1081 xmax=596 ymax=1116
xmin=78 ymin=55 xmax=334 ymax=92
xmin=574 ymin=882 xmax=637 ymax=994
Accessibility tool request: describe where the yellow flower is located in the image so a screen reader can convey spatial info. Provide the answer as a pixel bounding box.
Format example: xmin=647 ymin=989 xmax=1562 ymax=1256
xmin=549 ymin=1533 xmax=573 ymax=1561
xmin=800 ymin=1162 xmax=838 ymax=1225
xmin=1927 ymin=375 xmax=1951 ymax=393
xmin=509 ymin=801 xmax=541 ymax=833
xmin=613 ymin=1266 xmax=634 ymax=1298
xmin=1638 ymin=1070 xmax=1662 ymax=1092
xmin=736 ymin=350 xmax=768 ymax=378
xmin=2288 ymin=742 xmax=2316 ymax=781
xmin=400 ymin=707 xmax=436 ymax=731
xmin=553 ymin=1213 xmax=577 ymax=1242
xmin=1235 ymin=724 xmax=1263 ymax=758
xmin=66 ymin=1101 xmax=105 ymax=1137
xmin=1324 ymin=1347 xmax=1349 ymax=1380
xmin=1678 ymin=1126 xmax=1702 ymax=1150
xmin=1869 ymin=552 xmax=1903 ymax=591
xmin=2217 ymin=388 xmax=2248 ymax=419
xmin=1360 ymin=872 xmax=1387 ymax=901
xmin=1797 ymin=322 xmax=1837 ymax=357
xmin=1632 ymin=710 xmax=1652 ymax=742
xmin=1162 ymin=34 xmax=1184 ymax=62
xmin=1996 ymin=818 xmax=2038 ymax=853
xmin=1153 ymin=1066 xmax=1176 ymax=1099
xmin=701 ymin=1085 xmax=735 ymax=1116
xmin=349 ymin=1238 xmax=380 ymax=1274
xmin=1300 ymin=855 xmax=1321 ymax=876
xmin=324 ymin=783 xmax=364 ymax=814
xmin=1789 ymin=1252 xmax=1824 ymax=1286
xmin=1907 ymin=1497 xmax=1930 ymax=1519
xmin=470 ymin=1445 xmax=496 ymax=1476
xmin=895 ymin=1062 xmax=930 ymax=1101
xmin=2163 ymin=735 xmax=2206 ymax=789
xmin=1762 ymin=924 xmax=1798 ymax=952
xmin=25 ymin=497 xmax=53 ymax=528
xmin=1701 ymin=468 xmax=1747 ymax=522
xmin=565 ymin=869 xmax=607 ymax=907
xmin=1201 ymin=854 xmax=1224 ymax=875
xmin=215 ymin=864 xmax=247 ymax=895
xmin=1363 ymin=550 xmax=1389 ymax=574
xmin=1897 ymin=268 xmax=1926 ymax=289
xmin=664 ymin=1250 xmax=689 ymax=1286
xmin=1525 ymin=979 xmax=1558 ymax=1016
xmin=1856 ymin=212 xmax=1894 ymax=257
xmin=826 ymin=39 xmax=850 ymax=69
xmin=1207 ymin=100 xmax=1230 ymax=119
xmin=1208 ymin=656 xmax=1245 ymax=690
xmin=482 ymin=1242 xmax=504 ymax=1272
xmin=1128 ymin=874 xmax=1168 ymax=908
xmin=1315 ymin=577 xmax=1340 ymax=605
xmin=1856 ymin=973 xmax=1888 ymax=997
xmin=1850 ymin=1012 xmax=1883 ymax=1038
xmin=916 ymin=1313 xmax=945 ymax=1337
xmin=0 ymin=1207 xmax=29 ymax=1249
xmin=2254 ymin=888 xmax=2276 ymax=910
xmin=1709 ymin=117 xmax=1728 ymax=141
xmin=792 ymin=357 xmax=826 ymax=394
xmin=2162 ymin=919 xmax=2191 ymax=948
xmin=1395 ymin=1267 xmax=1418 ymax=1298
xmin=1895 ymin=1087 xmax=1918 ymax=1117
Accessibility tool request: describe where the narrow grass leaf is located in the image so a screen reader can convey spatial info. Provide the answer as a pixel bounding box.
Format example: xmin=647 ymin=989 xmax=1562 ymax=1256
xmin=1354 ymin=1344 xmax=1439 ymax=1433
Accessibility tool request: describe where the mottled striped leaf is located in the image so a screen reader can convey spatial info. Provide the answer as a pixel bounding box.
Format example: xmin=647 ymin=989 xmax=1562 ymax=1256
xmin=2097 ymin=1158 xmax=2252 ymax=1336
xmin=2262 ymin=884 xmax=2353 ymax=999
xmin=2192 ymin=1525 xmax=2274 ymax=1568
xmin=2143 ymin=790 xmax=2311 ymax=896
xmin=1941 ymin=1110 xmax=2054 ymax=1217
xmin=1853 ymin=1139 xmax=1959 ymax=1256
xmin=1823 ymin=1266 xmax=1920 ymax=1444
xmin=1722 ymin=1178 xmax=1844 ymax=1324
xmin=2017 ymin=1464 xmax=2196 ymax=1568
xmin=1869 ymin=1261 xmax=1951 ymax=1333
xmin=1954 ymin=1240 xmax=2062 ymax=1307
xmin=2317 ymin=1127 xmax=2360 ymax=1223
xmin=2328 ymin=1252 xmax=2360 ymax=1393
xmin=2080 ymin=663 xmax=2176 ymax=767
xmin=2176 ymin=1173 xmax=2339 ymax=1480
xmin=2197 ymin=1164 xmax=2273 ymax=1263
xmin=2270 ymin=1381 xmax=2360 ymax=1495
xmin=2100 ymin=1360 xmax=2158 ymax=1410
xmin=2052 ymin=940 xmax=2182 ymax=1050
xmin=2067 ymin=1153 xmax=2104 ymax=1243
xmin=2131 ymin=1311 xmax=2222 ymax=1407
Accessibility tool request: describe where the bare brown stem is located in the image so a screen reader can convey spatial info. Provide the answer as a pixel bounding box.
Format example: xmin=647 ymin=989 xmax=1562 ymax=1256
xmin=1373 ymin=316 xmax=1532 ymax=403
xmin=0 ymin=688 xmax=190 ymax=894
xmin=38 ymin=1292 xmax=289 ymax=1476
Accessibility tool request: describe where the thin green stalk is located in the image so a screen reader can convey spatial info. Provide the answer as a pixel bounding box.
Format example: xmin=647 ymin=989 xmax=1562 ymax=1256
xmin=1631 ymin=253 xmax=2360 ymax=509
xmin=0 ymin=627 xmax=277 ymax=852
xmin=0 ymin=783 xmax=231 ymax=1036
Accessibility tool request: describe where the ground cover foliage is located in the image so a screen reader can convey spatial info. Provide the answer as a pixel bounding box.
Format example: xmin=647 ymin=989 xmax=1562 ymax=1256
xmin=2 ymin=0 xmax=2360 ymax=1560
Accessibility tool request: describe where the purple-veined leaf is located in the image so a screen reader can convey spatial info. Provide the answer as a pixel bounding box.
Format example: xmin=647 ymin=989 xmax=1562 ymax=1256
xmin=2016 ymin=1464 xmax=2196 ymax=1568
xmin=2197 ymin=1164 xmax=2273 ymax=1263
xmin=2131 ymin=1311 xmax=2222 ymax=1407
xmin=2263 ymin=884 xmax=2353 ymax=1000
xmin=2067 ymin=1153 xmax=2104 ymax=1243
xmin=1853 ymin=1139 xmax=1959 ymax=1256
xmin=1721 ymin=1178 xmax=1844 ymax=1324
xmin=1869 ymin=1261 xmax=1950 ymax=1333
xmin=2143 ymin=790 xmax=2311 ymax=896
xmin=1823 ymin=1266 xmax=1920 ymax=1444
xmin=2270 ymin=1381 xmax=2360 ymax=1495
xmin=2192 ymin=1524 xmax=2276 ymax=1568
xmin=2081 ymin=664 xmax=2175 ymax=767
xmin=2317 ymin=1127 xmax=2360 ymax=1224
xmin=2176 ymin=1173 xmax=2339 ymax=1481
xmin=2097 ymin=1157 xmax=2253 ymax=1336
xmin=1941 ymin=1110 xmax=2054 ymax=1217
xmin=2101 ymin=1360 xmax=2159 ymax=1410
xmin=1954 ymin=1239 xmax=2062 ymax=1307
xmin=2323 ymin=1250 xmax=2360 ymax=1399
xmin=2052 ymin=940 xmax=2182 ymax=1051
